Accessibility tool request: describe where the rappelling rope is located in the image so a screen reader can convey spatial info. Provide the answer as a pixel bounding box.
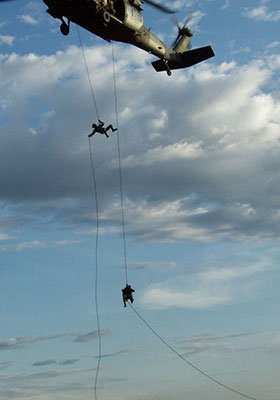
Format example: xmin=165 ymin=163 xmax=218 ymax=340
xmin=111 ymin=43 xmax=129 ymax=284
xmin=76 ymin=25 xmax=102 ymax=400
xmin=76 ymin=26 xmax=100 ymax=120
xmin=78 ymin=31 xmax=259 ymax=400
xmin=88 ymin=139 xmax=102 ymax=400
xmin=129 ymin=304 xmax=259 ymax=400
xmin=79 ymin=30 xmax=260 ymax=400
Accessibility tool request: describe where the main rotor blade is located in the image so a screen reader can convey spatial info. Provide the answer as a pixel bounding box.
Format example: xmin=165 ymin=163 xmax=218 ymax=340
xmin=183 ymin=12 xmax=192 ymax=28
xmin=171 ymin=33 xmax=180 ymax=48
xmin=144 ymin=0 xmax=176 ymax=14
xmin=171 ymin=14 xmax=181 ymax=30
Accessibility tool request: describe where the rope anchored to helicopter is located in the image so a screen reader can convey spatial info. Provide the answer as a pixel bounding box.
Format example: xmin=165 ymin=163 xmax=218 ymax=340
xmin=77 ymin=27 xmax=134 ymax=302
xmin=80 ymin=36 xmax=261 ymax=400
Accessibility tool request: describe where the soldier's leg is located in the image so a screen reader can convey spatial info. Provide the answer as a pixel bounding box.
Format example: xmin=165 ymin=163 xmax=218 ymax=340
xmin=106 ymin=125 xmax=118 ymax=132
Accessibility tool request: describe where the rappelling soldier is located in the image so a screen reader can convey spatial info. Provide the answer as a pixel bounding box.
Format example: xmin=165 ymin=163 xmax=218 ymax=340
xmin=88 ymin=119 xmax=117 ymax=138
xmin=122 ymin=284 xmax=135 ymax=307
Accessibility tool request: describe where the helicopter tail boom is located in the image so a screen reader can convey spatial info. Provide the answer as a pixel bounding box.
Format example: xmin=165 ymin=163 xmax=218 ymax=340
xmin=152 ymin=45 xmax=215 ymax=74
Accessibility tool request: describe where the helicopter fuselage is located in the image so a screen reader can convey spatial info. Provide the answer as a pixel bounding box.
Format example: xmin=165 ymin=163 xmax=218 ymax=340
xmin=44 ymin=0 xmax=214 ymax=75
xmin=44 ymin=0 xmax=173 ymax=59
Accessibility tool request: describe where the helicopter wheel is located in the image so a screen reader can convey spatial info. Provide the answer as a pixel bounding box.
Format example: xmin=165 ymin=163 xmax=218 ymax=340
xmin=163 ymin=60 xmax=172 ymax=76
xmin=60 ymin=21 xmax=70 ymax=36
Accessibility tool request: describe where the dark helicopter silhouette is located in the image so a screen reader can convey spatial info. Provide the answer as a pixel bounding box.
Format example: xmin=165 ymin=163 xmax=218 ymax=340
xmin=1 ymin=0 xmax=214 ymax=75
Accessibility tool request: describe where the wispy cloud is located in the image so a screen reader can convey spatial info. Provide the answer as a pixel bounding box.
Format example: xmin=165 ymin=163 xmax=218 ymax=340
xmin=0 ymin=330 xmax=109 ymax=352
xmin=142 ymin=260 xmax=271 ymax=309
xmin=0 ymin=367 xmax=96 ymax=382
xmin=0 ymin=240 xmax=81 ymax=252
xmin=94 ymin=349 xmax=132 ymax=359
xmin=0 ymin=362 xmax=12 ymax=371
xmin=74 ymin=329 xmax=109 ymax=343
xmin=18 ymin=14 xmax=38 ymax=25
xmin=121 ymin=141 xmax=203 ymax=168
xmin=127 ymin=261 xmax=179 ymax=271
xmin=244 ymin=6 xmax=280 ymax=22
xmin=0 ymin=35 xmax=14 ymax=46
xmin=175 ymin=331 xmax=261 ymax=359
xmin=222 ymin=0 xmax=230 ymax=9
xmin=0 ymin=234 xmax=12 ymax=241
xmin=60 ymin=358 xmax=79 ymax=365
xmin=32 ymin=360 xmax=56 ymax=367
xmin=266 ymin=41 xmax=280 ymax=49
xmin=0 ymin=333 xmax=73 ymax=351
xmin=265 ymin=334 xmax=280 ymax=352
xmin=181 ymin=340 xmax=234 ymax=358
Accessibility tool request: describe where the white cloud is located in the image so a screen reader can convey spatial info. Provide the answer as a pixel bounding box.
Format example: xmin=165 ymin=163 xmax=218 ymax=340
xmin=0 ymin=367 xmax=95 ymax=381
xmin=0 ymin=362 xmax=12 ymax=371
xmin=128 ymin=261 xmax=179 ymax=270
xmin=18 ymin=14 xmax=39 ymax=25
xmin=0 ymin=35 xmax=14 ymax=46
xmin=121 ymin=141 xmax=203 ymax=167
xmin=1 ymin=45 xmax=280 ymax=245
xmin=222 ymin=0 xmax=230 ymax=10
xmin=266 ymin=334 xmax=280 ymax=352
xmin=181 ymin=340 xmax=234 ymax=359
xmin=0 ymin=333 xmax=73 ymax=351
xmin=0 ymin=240 xmax=81 ymax=252
xmin=141 ymin=260 xmax=271 ymax=309
xmin=101 ymin=198 xmax=214 ymax=242
xmin=32 ymin=359 xmax=56 ymax=367
xmin=244 ymin=6 xmax=280 ymax=22
xmin=188 ymin=10 xmax=205 ymax=30
xmin=74 ymin=329 xmax=109 ymax=343
xmin=266 ymin=41 xmax=280 ymax=49
xmin=28 ymin=127 xmax=38 ymax=136
xmin=0 ymin=234 xmax=12 ymax=241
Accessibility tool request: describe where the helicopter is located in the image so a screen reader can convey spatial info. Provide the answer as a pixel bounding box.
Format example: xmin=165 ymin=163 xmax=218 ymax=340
xmin=43 ymin=0 xmax=214 ymax=75
xmin=1 ymin=0 xmax=214 ymax=75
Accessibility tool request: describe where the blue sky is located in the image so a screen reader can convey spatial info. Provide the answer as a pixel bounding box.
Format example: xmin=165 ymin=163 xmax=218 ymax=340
xmin=1 ymin=0 xmax=280 ymax=399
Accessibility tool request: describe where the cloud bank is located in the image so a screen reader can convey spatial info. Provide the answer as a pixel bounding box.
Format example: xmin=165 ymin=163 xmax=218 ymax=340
xmin=1 ymin=45 xmax=280 ymax=247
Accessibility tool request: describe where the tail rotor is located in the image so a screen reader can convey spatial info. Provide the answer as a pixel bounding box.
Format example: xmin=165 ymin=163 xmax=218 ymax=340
xmin=171 ymin=13 xmax=193 ymax=49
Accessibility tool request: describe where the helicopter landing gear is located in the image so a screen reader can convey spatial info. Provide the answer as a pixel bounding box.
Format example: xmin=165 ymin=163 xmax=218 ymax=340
xmin=163 ymin=60 xmax=172 ymax=76
xmin=60 ymin=18 xmax=70 ymax=36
